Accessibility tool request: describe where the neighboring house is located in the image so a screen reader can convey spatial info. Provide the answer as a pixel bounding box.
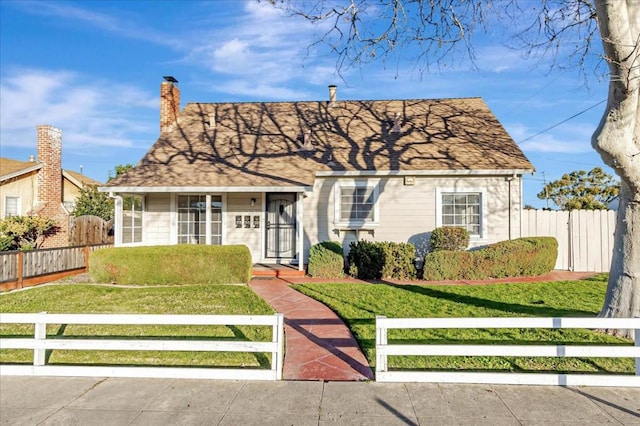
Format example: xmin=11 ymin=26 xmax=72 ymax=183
xmin=0 ymin=125 xmax=102 ymax=247
xmin=102 ymin=77 xmax=535 ymax=269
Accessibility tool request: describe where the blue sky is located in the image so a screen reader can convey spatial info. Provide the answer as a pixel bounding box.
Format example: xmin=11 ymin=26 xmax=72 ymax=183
xmin=0 ymin=0 xmax=611 ymax=208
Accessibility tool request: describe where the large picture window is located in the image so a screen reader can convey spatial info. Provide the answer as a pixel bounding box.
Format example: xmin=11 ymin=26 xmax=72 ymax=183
xmin=440 ymin=192 xmax=481 ymax=236
xmin=177 ymin=195 xmax=222 ymax=244
xmin=122 ymin=195 xmax=143 ymax=244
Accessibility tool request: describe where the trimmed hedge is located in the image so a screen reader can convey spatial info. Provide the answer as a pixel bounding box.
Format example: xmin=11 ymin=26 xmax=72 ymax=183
xmin=422 ymin=237 xmax=557 ymax=281
xmin=429 ymin=226 xmax=470 ymax=251
xmin=90 ymin=245 xmax=253 ymax=285
xmin=348 ymin=240 xmax=417 ymax=280
xmin=308 ymin=241 xmax=345 ymax=279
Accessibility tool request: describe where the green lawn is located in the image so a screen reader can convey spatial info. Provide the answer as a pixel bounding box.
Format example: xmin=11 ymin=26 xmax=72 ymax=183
xmin=0 ymin=284 xmax=275 ymax=368
xmin=292 ymin=275 xmax=635 ymax=374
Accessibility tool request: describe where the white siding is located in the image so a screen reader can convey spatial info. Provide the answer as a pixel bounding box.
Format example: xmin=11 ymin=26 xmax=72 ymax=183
xmin=225 ymin=192 xmax=262 ymax=262
xmin=145 ymin=193 xmax=172 ymax=245
xmin=303 ymin=175 xmax=524 ymax=261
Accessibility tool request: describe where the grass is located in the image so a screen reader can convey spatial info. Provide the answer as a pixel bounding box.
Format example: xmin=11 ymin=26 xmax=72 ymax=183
xmin=0 ymin=283 xmax=275 ymax=368
xmin=292 ymin=275 xmax=635 ymax=375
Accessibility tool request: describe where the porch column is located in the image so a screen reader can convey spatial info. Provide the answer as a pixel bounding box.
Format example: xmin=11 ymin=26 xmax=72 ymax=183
xmin=296 ymin=192 xmax=304 ymax=271
xmin=112 ymin=194 xmax=123 ymax=246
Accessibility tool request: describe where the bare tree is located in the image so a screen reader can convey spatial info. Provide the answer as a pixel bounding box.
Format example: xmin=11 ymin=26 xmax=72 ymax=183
xmin=268 ymin=0 xmax=639 ymax=332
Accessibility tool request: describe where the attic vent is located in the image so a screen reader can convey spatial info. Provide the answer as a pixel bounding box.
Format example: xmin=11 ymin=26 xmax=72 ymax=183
xmin=299 ymin=129 xmax=314 ymax=152
xmin=207 ymin=112 xmax=216 ymax=129
xmin=328 ymin=85 xmax=337 ymax=106
xmin=390 ymin=113 xmax=402 ymax=133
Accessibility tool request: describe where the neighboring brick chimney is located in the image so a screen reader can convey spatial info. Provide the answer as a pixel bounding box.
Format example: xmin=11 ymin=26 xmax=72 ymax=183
xmin=33 ymin=125 xmax=68 ymax=247
xmin=160 ymin=76 xmax=180 ymax=133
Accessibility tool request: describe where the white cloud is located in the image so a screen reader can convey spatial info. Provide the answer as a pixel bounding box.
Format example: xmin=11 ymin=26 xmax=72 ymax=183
xmin=0 ymin=68 xmax=157 ymax=151
xmin=509 ymin=122 xmax=595 ymax=154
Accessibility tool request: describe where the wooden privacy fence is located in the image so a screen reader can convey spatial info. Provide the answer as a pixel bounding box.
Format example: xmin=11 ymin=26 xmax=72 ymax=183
xmin=0 ymin=244 xmax=111 ymax=291
xmin=375 ymin=316 xmax=640 ymax=387
xmin=0 ymin=312 xmax=285 ymax=381
xmin=69 ymin=215 xmax=113 ymax=246
xmin=521 ymin=209 xmax=616 ymax=272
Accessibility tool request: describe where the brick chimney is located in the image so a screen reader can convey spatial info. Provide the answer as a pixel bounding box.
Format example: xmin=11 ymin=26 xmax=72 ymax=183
xmin=34 ymin=125 xmax=68 ymax=247
xmin=160 ymin=76 xmax=180 ymax=133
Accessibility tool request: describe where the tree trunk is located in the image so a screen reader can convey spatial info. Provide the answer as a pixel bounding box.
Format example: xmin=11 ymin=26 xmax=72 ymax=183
xmin=593 ymin=0 xmax=640 ymax=337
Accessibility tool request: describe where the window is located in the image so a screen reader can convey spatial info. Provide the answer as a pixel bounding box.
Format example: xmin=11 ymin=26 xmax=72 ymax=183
xmin=177 ymin=195 xmax=222 ymax=244
xmin=122 ymin=195 xmax=143 ymax=244
xmin=440 ymin=192 xmax=481 ymax=236
xmin=4 ymin=196 xmax=19 ymax=217
xmin=335 ymin=181 xmax=379 ymax=226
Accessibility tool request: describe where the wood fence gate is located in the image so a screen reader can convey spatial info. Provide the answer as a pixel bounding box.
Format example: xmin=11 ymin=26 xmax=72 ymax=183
xmin=520 ymin=210 xmax=616 ymax=272
xmin=69 ymin=215 xmax=113 ymax=246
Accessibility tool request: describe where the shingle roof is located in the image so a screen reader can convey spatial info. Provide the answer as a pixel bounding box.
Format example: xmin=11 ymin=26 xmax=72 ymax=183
xmin=0 ymin=157 xmax=102 ymax=186
xmin=105 ymin=97 xmax=534 ymax=189
xmin=64 ymin=170 xmax=101 ymax=187
xmin=0 ymin=158 xmax=42 ymax=180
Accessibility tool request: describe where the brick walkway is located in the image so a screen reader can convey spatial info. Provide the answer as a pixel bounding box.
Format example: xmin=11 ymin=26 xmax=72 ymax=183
xmin=249 ymin=270 xmax=597 ymax=381
xmin=248 ymin=277 xmax=373 ymax=381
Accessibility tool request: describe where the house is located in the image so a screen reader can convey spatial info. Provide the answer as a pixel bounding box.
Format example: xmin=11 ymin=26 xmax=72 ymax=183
xmin=102 ymin=77 xmax=535 ymax=270
xmin=0 ymin=125 xmax=102 ymax=247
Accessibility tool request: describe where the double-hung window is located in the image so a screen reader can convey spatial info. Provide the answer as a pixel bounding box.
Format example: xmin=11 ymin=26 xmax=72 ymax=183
xmin=122 ymin=195 xmax=144 ymax=244
xmin=437 ymin=189 xmax=485 ymax=239
xmin=335 ymin=181 xmax=379 ymax=227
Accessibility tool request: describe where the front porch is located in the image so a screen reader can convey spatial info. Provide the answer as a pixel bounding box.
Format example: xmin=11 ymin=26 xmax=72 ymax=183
xmin=252 ymin=263 xmax=306 ymax=278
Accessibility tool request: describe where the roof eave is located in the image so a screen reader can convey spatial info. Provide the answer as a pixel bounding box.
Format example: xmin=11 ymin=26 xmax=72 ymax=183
xmin=315 ymin=168 xmax=534 ymax=177
xmin=98 ymin=185 xmax=313 ymax=193
xmin=0 ymin=163 xmax=43 ymax=182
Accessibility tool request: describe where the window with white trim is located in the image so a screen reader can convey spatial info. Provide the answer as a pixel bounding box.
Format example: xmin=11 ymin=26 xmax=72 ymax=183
xmin=4 ymin=196 xmax=20 ymax=218
xmin=335 ymin=181 xmax=379 ymax=226
xmin=122 ymin=195 xmax=144 ymax=244
xmin=440 ymin=192 xmax=481 ymax=236
xmin=177 ymin=195 xmax=222 ymax=244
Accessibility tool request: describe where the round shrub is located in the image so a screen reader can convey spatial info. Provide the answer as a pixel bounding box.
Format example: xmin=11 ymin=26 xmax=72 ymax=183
xmin=308 ymin=241 xmax=344 ymax=279
xmin=429 ymin=226 xmax=470 ymax=251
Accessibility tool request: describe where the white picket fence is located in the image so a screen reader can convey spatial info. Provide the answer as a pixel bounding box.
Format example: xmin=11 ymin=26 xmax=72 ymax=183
xmin=375 ymin=316 xmax=640 ymax=387
xmin=0 ymin=312 xmax=284 ymax=381
xmin=521 ymin=209 xmax=616 ymax=272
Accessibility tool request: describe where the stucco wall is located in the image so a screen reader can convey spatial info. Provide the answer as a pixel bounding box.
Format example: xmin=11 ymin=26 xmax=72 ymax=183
xmin=0 ymin=173 xmax=38 ymax=218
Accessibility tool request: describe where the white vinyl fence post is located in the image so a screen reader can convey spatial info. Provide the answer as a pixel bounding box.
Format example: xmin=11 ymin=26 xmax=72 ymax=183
xmin=33 ymin=312 xmax=47 ymax=366
xmin=376 ymin=316 xmax=387 ymax=373
xmin=274 ymin=313 xmax=284 ymax=380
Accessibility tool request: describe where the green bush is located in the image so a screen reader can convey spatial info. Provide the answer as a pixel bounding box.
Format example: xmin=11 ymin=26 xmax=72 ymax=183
xmin=423 ymin=237 xmax=557 ymax=281
xmin=308 ymin=241 xmax=344 ymax=278
xmin=429 ymin=226 xmax=470 ymax=251
xmin=90 ymin=245 xmax=253 ymax=285
xmin=348 ymin=240 xmax=416 ymax=280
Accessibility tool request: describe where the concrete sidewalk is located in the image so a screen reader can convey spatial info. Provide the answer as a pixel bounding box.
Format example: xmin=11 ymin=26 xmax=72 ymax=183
xmin=1 ymin=376 xmax=639 ymax=425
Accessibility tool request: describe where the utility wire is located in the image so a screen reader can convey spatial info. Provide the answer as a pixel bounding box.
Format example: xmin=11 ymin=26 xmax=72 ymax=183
xmin=517 ymin=99 xmax=606 ymax=145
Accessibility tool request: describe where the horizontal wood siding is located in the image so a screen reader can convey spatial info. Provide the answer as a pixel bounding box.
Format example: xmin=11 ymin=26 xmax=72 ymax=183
xmin=145 ymin=193 xmax=171 ymax=245
xmin=226 ymin=193 xmax=262 ymax=262
xmin=306 ymin=175 xmax=521 ymax=261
